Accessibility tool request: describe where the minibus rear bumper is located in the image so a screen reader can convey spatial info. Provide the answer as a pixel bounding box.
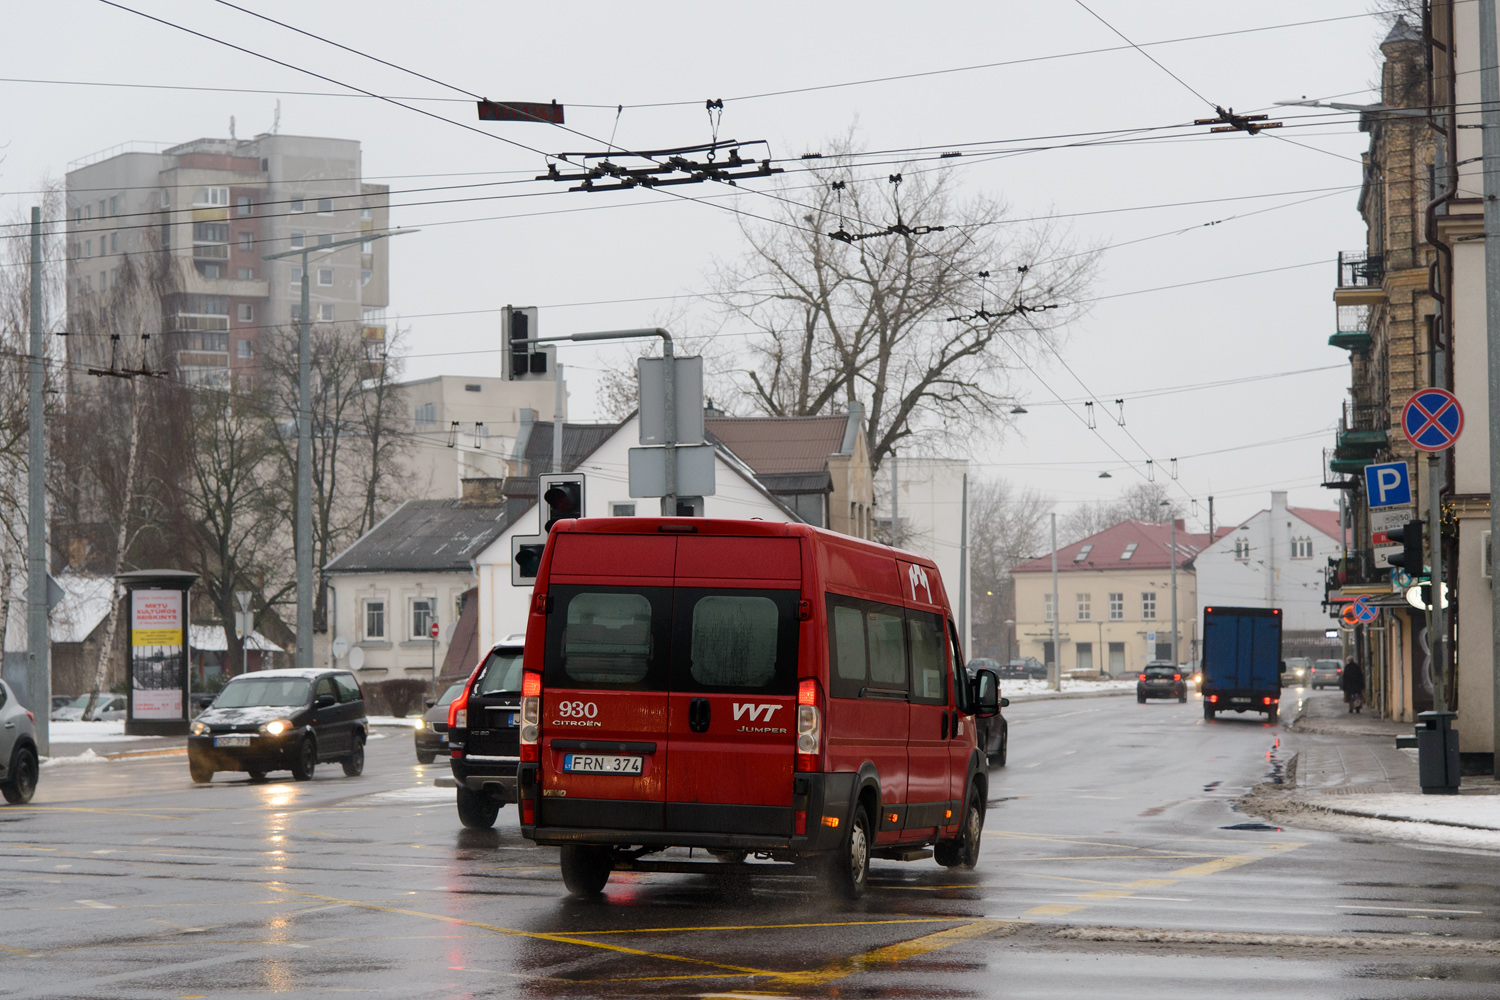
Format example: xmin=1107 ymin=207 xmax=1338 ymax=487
xmin=518 ymin=765 xmax=853 ymax=855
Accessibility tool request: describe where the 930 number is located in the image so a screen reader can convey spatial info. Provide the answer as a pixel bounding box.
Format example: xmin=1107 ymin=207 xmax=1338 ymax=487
xmin=556 ymin=700 xmax=598 ymax=719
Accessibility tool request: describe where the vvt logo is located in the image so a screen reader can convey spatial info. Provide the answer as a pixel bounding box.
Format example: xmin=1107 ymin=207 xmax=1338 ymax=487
xmin=732 ymin=703 xmax=784 ymax=722
xmin=908 ymin=564 xmax=933 ymax=603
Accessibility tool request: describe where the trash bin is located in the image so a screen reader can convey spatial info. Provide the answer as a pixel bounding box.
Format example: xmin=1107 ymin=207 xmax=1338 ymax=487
xmin=1416 ymin=710 xmax=1460 ymax=795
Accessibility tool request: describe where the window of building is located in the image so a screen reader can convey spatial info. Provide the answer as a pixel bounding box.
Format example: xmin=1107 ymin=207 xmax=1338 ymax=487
xmin=1121 ymin=542 xmax=1138 ymax=560
xmin=84 ymin=204 xmax=92 ymax=219
xmin=99 ymin=270 xmax=108 ymax=291
xmin=363 ymin=600 xmax=385 ymax=640
xmin=1074 ymin=544 xmax=1092 ymax=563
xmin=361 ymin=239 xmax=373 ymax=254
xmin=317 ymin=234 xmax=333 ymax=247
xmin=1109 ymin=592 xmax=1123 ymax=620
xmin=237 ymin=304 xmax=253 ymax=323
xmin=110 ymin=232 xmax=118 ymax=253
xmin=290 ymin=231 xmax=304 ymax=249
xmin=201 ymin=263 xmax=219 ymax=279
xmin=1076 ymin=593 xmax=1091 ymax=621
xmin=317 ymin=267 xmax=333 ymax=286
xmin=361 ymin=268 xmax=373 ymax=286
xmin=237 ymin=267 xmax=254 ymax=280
xmin=410 ymin=598 xmax=436 ymax=640
xmin=414 ymin=402 xmax=436 ymax=426
xmin=85 ymin=239 xmax=92 ymax=257
xmin=159 ymin=189 xmax=169 ymax=209
xmin=611 ymin=502 xmax=636 ymax=516
xmin=193 ymin=222 xmax=229 ymax=243
xmin=290 ymin=266 xmax=302 ymax=288
xmin=237 ymin=339 xmax=253 ymax=358
xmin=1291 ymin=536 xmax=1313 ymax=559
xmin=109 ymin=195 xmax=119 ymax=215
xmin=236 ymin=195 xmax=253 ymax=216
xmin=290 ymin=304 xmax=302 ymax=321
xmin=1234 ymin=537 xmax=1250 ymax=561
xmin=361 ymin=207 xmax=372 ymax=220
xmin=1142 ymin=592 xmax=1157 ymax=620
xmin=317 ymin=198 xmax=333 ymax=214
xmin=193 ymin=187 xmax=229 ymax=207
xmin=238 ymin=232 xmax=253 ymax=250
xmin=1076 ymin=642 xmax=1093 ymax=673
xmin=110 ymin=268 xmax=118 ymax=285
xmin=1044 ymin=593 xmax=1055 ymax=622
xmin=289 ymin=197 xmax=304 ymax=213
xmin=85 ymin=275 xmax=92 ymax=291
xmin=317 ymin=304 xmax=333 ymax=321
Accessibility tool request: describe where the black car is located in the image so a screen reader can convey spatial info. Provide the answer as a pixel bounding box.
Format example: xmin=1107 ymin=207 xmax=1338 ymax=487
xmin=964 ymin=662 xmax=1011 ymax=765
xmin=446 ymin=640 xmax=524 ymax=828
xmin=188 ymin=669 xmax=367 ymax=783
xmin=998 ymin=657 xmax=1047 ymax=680
xmin=1137 ymin=663 xmax=1188 ymax=703
xmin=414 ymin=679 xmax=467 ymax=764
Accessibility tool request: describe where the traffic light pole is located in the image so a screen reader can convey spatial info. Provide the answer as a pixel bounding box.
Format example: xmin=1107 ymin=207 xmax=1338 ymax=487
xmin=1430 ymin=453 xmax=1446 ymax=713
xmin=1480 ymin=0 xmax=1500 ymax=778
xmin=27 ymin=207 xmax=48 ymax=753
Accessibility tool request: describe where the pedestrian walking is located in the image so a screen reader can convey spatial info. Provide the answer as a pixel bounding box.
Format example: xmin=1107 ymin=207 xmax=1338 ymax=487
xmin=1341 ymin=658 xmax=1365 ymax=714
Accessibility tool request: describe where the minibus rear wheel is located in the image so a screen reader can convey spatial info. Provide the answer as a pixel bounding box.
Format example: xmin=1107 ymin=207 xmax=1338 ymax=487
xmin=560 ymin=845 xmax=613 ymax=896
xmin=826 ymin=806 xmax=872 ymax=899
xmin=936 ymin=789 xmax=983 ymax=869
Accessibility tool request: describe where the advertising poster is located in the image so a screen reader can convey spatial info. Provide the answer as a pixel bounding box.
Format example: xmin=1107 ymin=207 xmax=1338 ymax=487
xmin=131 ymin=588 xmax=185 ymax=719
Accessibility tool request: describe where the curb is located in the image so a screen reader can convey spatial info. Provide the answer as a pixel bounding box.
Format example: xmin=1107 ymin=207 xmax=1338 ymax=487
xmin=1007 ymin=689 xmax=1136 ymax=704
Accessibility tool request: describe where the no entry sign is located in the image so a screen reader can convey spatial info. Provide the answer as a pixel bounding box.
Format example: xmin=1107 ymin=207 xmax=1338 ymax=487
xmin=1401 ymin=388 xmax=1464 ymax=452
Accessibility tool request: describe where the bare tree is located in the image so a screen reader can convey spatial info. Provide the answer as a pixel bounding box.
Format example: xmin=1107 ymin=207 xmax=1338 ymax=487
xmin=354 ymin=326 xmax=411 ymax=535
xmin=713 ymin=137 xmax=1096 ymax=469
xmin=968 ymin=479 xmax=1053 ymax=659
xmin=1059 ymin=481 xmax=1182 ymax=545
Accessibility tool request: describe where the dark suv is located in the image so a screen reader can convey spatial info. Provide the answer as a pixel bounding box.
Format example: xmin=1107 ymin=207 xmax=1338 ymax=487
xmin=1137 ymin=663 xmax=1188 ymax=703
xmin=188 ymin=669 xmax=367 ymax=783
xmin=445 ymin=640 xmax=523 ymax=828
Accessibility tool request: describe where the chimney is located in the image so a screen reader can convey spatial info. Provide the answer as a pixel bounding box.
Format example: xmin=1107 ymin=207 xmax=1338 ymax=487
xmin=1271 ymin=491 xmax=1288 ymax=517
xmin=459 ymin=478 xmax=506 ymax=506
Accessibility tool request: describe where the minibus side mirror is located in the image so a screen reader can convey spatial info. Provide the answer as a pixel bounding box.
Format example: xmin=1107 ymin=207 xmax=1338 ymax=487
xmin=972 ymin=668 xmax=1000 ymax=718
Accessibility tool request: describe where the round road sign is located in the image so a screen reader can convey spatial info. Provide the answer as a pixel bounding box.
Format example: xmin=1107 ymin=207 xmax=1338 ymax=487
xmin=1350 ymin=596 xmax=1378 ymax=623
xmin=429 ymin=620 xmax=440 ymax=639
xmin=1401 ymin=388 xmax=1464 ymax=452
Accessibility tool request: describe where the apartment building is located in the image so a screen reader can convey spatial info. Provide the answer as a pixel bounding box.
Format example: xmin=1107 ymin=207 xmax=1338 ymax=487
xmin=64 ymin=133 xmax=390 ymax=385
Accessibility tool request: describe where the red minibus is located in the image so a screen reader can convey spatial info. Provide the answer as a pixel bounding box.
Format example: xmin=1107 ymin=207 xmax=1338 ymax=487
xmin=515 ymin=517 xmax=1001 ymax=897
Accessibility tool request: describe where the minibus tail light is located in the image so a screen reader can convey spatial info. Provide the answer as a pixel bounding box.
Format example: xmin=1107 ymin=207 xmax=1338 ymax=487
xmin=521 ymin=798 xmax=535 ymax=825
xmin=796 ymin=678 xmax=822 ymax=770
xmin=520 ymin=670 xmax=542 ymax=762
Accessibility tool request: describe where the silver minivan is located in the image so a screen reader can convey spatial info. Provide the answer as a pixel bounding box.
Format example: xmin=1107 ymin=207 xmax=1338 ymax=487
xmin=0 ymin=680 xmax=39 ymax=804
xmin=1311 ymin=659 xmax=1343 ymax=689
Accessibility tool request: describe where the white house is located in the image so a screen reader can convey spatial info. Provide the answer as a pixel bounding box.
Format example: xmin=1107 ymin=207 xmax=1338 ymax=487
xmin=471 ymin=414 xmax=805 ymax=653
xmin=1195 ymin=491 xmax=1345 ymax=654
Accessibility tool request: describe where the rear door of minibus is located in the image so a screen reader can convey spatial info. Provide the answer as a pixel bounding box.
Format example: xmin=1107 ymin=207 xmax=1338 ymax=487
xmin=539 ymin=531 xmax=674 ymax=831
xmin=664 ymin=535 xmax=800 ymax=837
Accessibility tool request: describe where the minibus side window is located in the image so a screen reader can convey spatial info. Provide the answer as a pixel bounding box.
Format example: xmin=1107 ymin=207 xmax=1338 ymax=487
xmin=866 ymin=610 xmax=907 ymax=689
xmin=908 ymin=611 xmax=947 ymax=705
xmin=830 ymin=602 xmax=869 ymax=699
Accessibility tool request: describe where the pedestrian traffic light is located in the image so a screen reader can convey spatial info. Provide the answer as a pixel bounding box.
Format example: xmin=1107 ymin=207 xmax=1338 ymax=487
xmin=539 ymin=473 xmax=585 ymax=532
xmin=1386 ymin=519 xmax=1425 ymax=574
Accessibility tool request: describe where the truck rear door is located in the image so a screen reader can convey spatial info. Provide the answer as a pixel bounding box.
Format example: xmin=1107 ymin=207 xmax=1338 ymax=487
xmin=539 ymin=533 xmax=674 ymax=831
xmin=664 ymin=536 xmax=800 ymax=837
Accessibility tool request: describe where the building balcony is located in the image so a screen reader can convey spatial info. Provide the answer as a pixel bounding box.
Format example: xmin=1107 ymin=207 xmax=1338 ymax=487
xmin=1329 ymin=329 xmax=1372 ymax=351
xmin=173 ymin=313 xmax=230 ymax=333
xmin=192 ymin=243 xmax=229 ymax=261
xmin=1333 ymin=251 xmax=1385 ymax=305
xmin=1336 ymin=429 xmax=1387 ymax=458
xmin=1329 ymin=457 xmax=1367 ymax=475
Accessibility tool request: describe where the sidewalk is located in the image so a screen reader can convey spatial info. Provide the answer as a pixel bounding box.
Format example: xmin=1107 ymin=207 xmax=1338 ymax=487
xmin=1244 ymin=692 xmax=1500 ymax=851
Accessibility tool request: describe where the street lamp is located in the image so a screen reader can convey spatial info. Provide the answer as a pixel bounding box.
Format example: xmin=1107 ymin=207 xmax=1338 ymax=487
xmin=264 ymin=228 xmax=418 ymax=670
xmin=1003 ymin=619 xmax=1015 ymax=662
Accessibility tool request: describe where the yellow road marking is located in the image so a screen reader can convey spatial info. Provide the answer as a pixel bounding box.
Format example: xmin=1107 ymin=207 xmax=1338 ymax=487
xmin=1011 ymin=854 xmax=1222 ymax=861
xmin=1126 ymin=878 xmax=1180 ymax=888
xmin=1078 ymin=889 xmax=1135 ymax=900
xmin=1021 ymin=874 xmax=1135 ymax=887
xmin=991 ymin=831 xmax=1215 ymax=853
xmin=562 ymin=917 xmax=968 ymax=936
xmin=8 ymin=807 xmax=192 ymax=820
xmin=267 ymin=887 xmax=775 ymax=978
xmin=1170 ymin=855 xmax=1262 ymax=877
xmin=773 ymin=919 xmax=1014 ymax=988
xmin=1025 ymin=904 xmax=1090 ymax=916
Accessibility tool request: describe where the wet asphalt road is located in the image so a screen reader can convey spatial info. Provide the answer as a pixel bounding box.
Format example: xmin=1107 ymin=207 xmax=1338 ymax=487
xmin=4 ymin=690 xmax=1500 ymax=998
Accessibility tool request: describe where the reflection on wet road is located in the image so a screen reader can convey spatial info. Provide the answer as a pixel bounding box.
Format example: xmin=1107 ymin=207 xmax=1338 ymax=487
xmin=3 ymin=691 xmax=1500 ymax=997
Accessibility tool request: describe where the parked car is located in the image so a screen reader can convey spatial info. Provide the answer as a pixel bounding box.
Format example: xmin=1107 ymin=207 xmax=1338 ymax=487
xmin=187 ymin=669 xmax=367 ymax=783
xmin=414 ymin=680 xmax=467 ymax=764
xmin=1137 ymin=663 xmax=1188 ymax=703
xmin=445 ymin=636 xmax=526 ymax=827
xmin=0 ymin=679 xmax=39 ymax=804
xmin=50 ymin=693 xmax=127 ymax=722
xmin=1282 ymin=657 xmax=1312 ymax=687
xmin=999 ymin=657 xmax=1047 ymax=680
xmin=967 ymin=657 xmax=1003 ymax=677
xmin=506 ymin=517 xmax=1001 ymax=899
xmin=51 ymin=695 xmax=73 ymax=713
xmin=1311 ymin=659 xmax=1343 ymax=689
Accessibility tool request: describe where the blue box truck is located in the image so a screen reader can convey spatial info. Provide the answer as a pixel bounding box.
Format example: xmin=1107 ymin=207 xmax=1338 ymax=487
xmin=1201 ymin=606 xmax=1283 ymax=723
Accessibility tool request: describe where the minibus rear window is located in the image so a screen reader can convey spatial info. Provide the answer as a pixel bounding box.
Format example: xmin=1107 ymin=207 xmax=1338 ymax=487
xmin=545 ymin=587 xmax=668 ymax=689
xmin=673 ymin=589 xmax=799 ymax=694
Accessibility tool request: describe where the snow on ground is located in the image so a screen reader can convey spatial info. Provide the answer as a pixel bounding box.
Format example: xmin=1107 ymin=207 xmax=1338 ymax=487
xmin=1302 ymin=792 xmax=1500 ymax=831
xmin=48 ymin=721 xmax=157 ymax=743
xmin=40 ymin=748 xmax=113 ymax=768
xmin=367 ymin=716 xmax=422 ymax=728
xmin=363 ymin=785 xmax=455 ymax=804
xmin=1002 ymin=678 xmax=1139 ymax=699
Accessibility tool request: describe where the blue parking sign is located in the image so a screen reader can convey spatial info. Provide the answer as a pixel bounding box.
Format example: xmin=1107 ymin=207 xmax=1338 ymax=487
xmin=1364 ymin=461 xmax=1411 ymax=509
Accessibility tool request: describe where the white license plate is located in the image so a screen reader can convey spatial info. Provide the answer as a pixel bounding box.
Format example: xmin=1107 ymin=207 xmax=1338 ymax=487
xmin=1231 ymin=697 xmax=1251 ymax=703
xmin=563 ymin=753 xmax=642 ymax=775
xmin=440 ymin=732 xmax=449 ymax=743
xmin=214 ymin=736 xmax=252 ymax=747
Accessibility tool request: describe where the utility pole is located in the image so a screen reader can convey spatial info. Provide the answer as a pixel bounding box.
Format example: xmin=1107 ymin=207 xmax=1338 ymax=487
xmin=1480 ymin=0 xmax=1500 ymax=777
xmin=1207 ymin=495 xmax=1215 ymax=541
xmin=890 ymin=453 xmax=900 ymax=547
xmin=552 ymin=363 xmax=565 ymax=474
xmin=1170 ymin=515 xmax=1179 ymax=667
xmin=662 ymin=337 xmax=676 ymax=515
xmin=1050 ymin=513 xmax=1061 ymax=691
xmin=26 ymin=207 xmax=48 ymax=754
xmin=264 ymin=229 xmax=415 ymax=670
xmin=958 ymin=473 xmax=968 ymax=650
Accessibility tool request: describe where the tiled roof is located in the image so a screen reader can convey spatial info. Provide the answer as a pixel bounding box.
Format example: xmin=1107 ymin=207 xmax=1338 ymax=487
xmin=1014 ymin=519 xmax=1214 ymax=574
xmin=1289 ymin=507 xmax=1345 ymax=543
xmin=704 ymin=415 xmax=850 ymax=475
xmin=324 ymin=498 xmax=531 ymax=574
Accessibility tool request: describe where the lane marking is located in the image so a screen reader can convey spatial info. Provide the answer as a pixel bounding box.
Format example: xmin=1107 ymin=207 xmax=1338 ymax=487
xmin=267 ymin=887 xmax=777 ymax=979
xmin=1025 ymin=904 xmax=1090 ymax=916
xmin=74 ymin=899 xmax=115 ymax=909
xmin=1056 ymin=925 xmax=1500 ymax=954
xmin=773 ymin=919 xmax=1014 ymax=987
xmin=1078 ymin=890 xmax=1135 ymax=900
xmin=1336 ymin=905 xmax=1485 ymax=915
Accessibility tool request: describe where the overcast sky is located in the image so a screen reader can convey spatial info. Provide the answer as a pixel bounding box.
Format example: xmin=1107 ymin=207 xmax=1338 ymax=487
xmin=1 ymin=1 xmax=1392 ymax=533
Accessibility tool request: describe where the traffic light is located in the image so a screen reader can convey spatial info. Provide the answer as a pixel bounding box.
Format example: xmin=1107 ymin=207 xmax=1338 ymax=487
xmin=511 ymin=535 xmax=545 ymax=586
xmin=1387 ymin=519 xmax=1425 ymax=574
xmin=503 ymin=305 xmax=550 ymax=380
xmin=539 ymin=474 xmax=585 ymax=532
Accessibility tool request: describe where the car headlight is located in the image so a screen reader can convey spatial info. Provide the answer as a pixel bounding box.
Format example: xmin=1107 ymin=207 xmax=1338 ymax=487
xmin=190 ymin=720 xmax=210 ymax=736
xmin=259 ymin=719 xmax=293 ymax=736
xmin=413 ymin=718 xmax=425 ymax=730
